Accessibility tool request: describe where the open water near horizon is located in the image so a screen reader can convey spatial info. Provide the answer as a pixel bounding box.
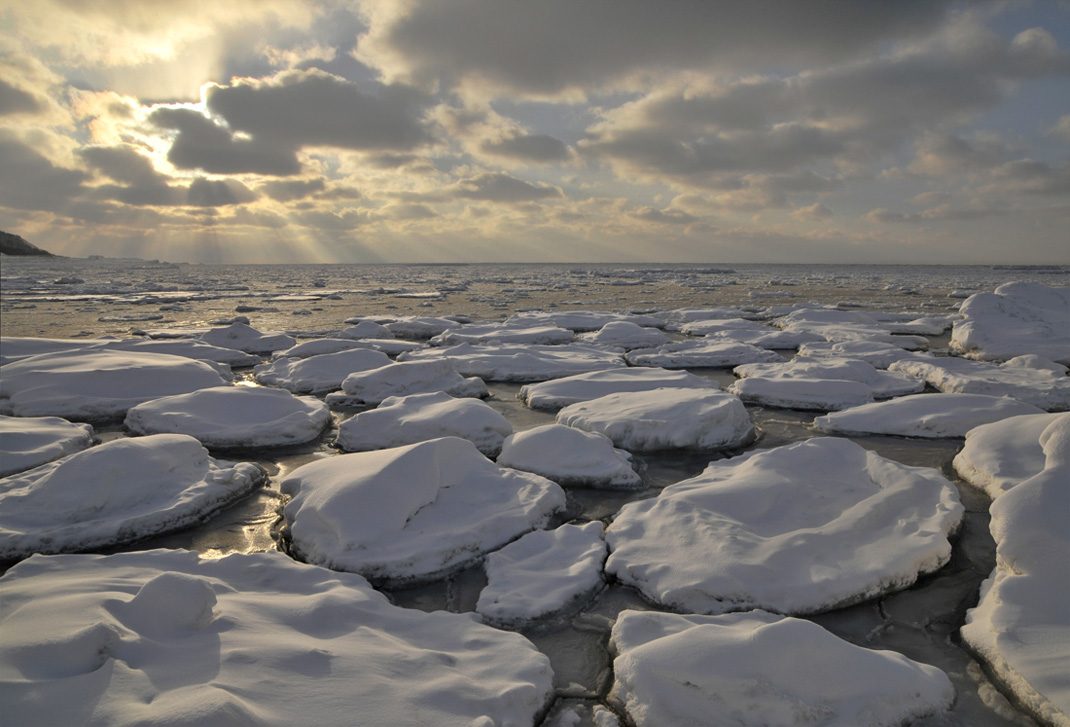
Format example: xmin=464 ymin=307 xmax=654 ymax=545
xmin=2 ymin=257 xmax=1068 ymax=726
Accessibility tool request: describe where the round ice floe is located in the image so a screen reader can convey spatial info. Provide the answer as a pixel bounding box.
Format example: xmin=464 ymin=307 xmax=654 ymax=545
xmin=608 ymin=609 xmax=954 ymax=727
xmin=253 ymin=347 xmax=392 ymax=394
xmin=0 ymin=434 xmax=265 ymax=559
xmin=477 ymin=521 xmax=607 ymax=626
xmin=0 ymin=349 xmax=231 ymax=421
xmin=497 ymin=424 xmax=641 ymax=488
xmin=431 ymin=322 xmax=575 ymax=346
xmin=399 ymin=343 xmax=626 ymax=382
xmin=951 ymin=282 xmax=1070 ymax=364
xmin=280 ymin=437 xmax=566 ymax=584
xmin=577 ymin=321 xmax=669 ymax=350
xmin=557 ymin=389 xmax=754 ymax=452
xmin=519 ymin=367 xmax=718 ymax=411
xmin=953 ymin=412 xmax=1069 ymax=499
xmin=625 ymin=339 xmax=783 ymax=368
xmin=335 ymin=392 xmax=512 ymax=456
xmin=0 ymin=415 xmax=94 ymax=477
xmin=890 ymin=355 xmax=1070 ymax=411
xmin=200 ymin=321 xmax=296 ymax=354
xmin=814 ymin=393 xmax=1045 ymax=438
xmin=605 ymin=438 xmax=963 ymax=615
xmin=124 ymin=386 xmax=331 ymax=448
xmin=0 ymin=549 xmax=555 ymax=727
xmin=330 ymin=358 xmax=488 ymax=407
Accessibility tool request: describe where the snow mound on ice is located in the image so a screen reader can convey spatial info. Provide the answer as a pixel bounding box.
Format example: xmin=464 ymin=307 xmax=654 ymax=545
xmin=254 ymin=347 xmax=391 ymax=394
xmin=200 ymin=321 xmax=295 ymax=354
xmin=497 ymin=424 xmax=641 ymax=489
xmin=330 ymin=358 xmax=487 ymax=407
xmin=954 ymin=412 xmax=1067 ymax=498
xmin=431 ymin=322 xmax=574 ymax=346
xmin=951 ymin=282 xmax=1070 ymax=364
xmin=577 ymin=321 xmax=669 ymax=350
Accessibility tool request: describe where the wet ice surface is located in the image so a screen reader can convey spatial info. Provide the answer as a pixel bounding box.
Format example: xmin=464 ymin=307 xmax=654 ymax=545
xmin=2 ymin=260 xmax=1068 ymax=726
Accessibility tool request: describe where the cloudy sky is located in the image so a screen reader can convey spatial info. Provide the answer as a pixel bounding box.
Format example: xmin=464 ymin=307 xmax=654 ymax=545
xmin=1 ymin=1 xmax=1068 ymax=264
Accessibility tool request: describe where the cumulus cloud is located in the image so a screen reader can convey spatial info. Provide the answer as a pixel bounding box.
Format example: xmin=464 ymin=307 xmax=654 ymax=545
xmin=448 ymin=172 xmax=563 ymax=203
xmin=258 ymin=178 xmax=328 ymax=201
xmin=187 ymin=178 xmax=259 ymax=207
xmin=792 ymin=202 xmax=833 ymax=220
xmin=479 ymin=134 xmax=570 ymax=163
xmin=150 ymin=106 xmax=302 ymax=175
xmin=0 ymin=132 xmax=89 ymax=212
xmin=0 ymin=79 xmax=45 ymax=117
xmin=79 ymin=145 xmax=171 ymax=186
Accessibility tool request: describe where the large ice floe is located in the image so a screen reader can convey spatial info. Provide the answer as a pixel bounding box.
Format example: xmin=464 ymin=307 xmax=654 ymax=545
xmin=813 ymin=393 xmax=1045 ymax=438
xmin=124 ymin=386 xmax=331 ymax=449
xmin=398 ymin=343 xmax=626 ymax=382
xmin=326 ymin=358 xmax=488 ymax=408
xmin=773 ymin=308 xmax=930 ymax=349
xmin=0 ymin=549 xmax=555 ymax=727
xmin=625 ymin=339 xmax=783 ymax=368
xmin=101 ymin=338 xmax=263 ymax=367
xmin=680 ymin=317 xmax=823 ymax=349
xmin=795 ymin=339 xmax=931 ymax=368
xmin=0 ymin=434 xmax=265 ymax=559
xmin=608 ymin=609 xmax=955 ymax=727
xmin=518 ymin=367 xmax=718 ymax=410
xmin=476 ymin=521 xmax=607 ymax=626
xmin=0 ymin=414 xmax=94 ymax=477
xmin=497 ymin=424 xmax=641 ymax=488
xmin=199 ymin=321 xmax=296 ymax=354
xmin=430 ymin=322 xmax=575 ymax=346
xmin=953 ymin=412 xmax=1067 ymax=498
xmin=253 ymin=347 xmax=392 ymax=394
xmin=951 ymin=282 xmax=1070 ymax=364
xmin=557 ymin=389 xmax=754 ymax=452
xmin=576 ymin=321 xmax=670 ymax=350
xmin=0 ymin=350 xmax=231 ymax=420
xmin=335 ymin=391 xmax=512 ymax=456
xmin=604 ymin=438 xmax=963 ymax=615
xmin=889 ymin=355 xmax=1070 ymax=411
xmin=280 ymin=437 xmax=565 ymax=585
xmin=960 ymin=412 xmax=1070 ymax=727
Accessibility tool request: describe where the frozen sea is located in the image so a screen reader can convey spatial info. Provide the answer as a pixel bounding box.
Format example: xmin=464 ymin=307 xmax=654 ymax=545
xmin=2 ymin=257 xmax=1068 ymax=727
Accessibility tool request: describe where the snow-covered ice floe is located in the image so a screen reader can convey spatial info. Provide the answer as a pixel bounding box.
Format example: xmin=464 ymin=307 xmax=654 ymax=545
xmin=506 ymin=310 xmax=665 ymax=332
xmin=0 ymin=415 xmax=94 ymax=477
xmin=335 ymin=392 xmax=511 ymax=456
xmin=576 ymin=321 xmax=670 ymax=351
xmin=380 ymin=315 xmax=461 ymax=340
xmin=605 ymin=438 xmax=963 ymax=615
xmin=680 ymin=317 xmax=822 ymax=349
xmin=398 ymin=343 xmax=626 ymax=382
xmin=200 ymin=321 xmax=296 ymax=354
xmin=608 ymin=609 xmax=954 ymax=727
xmin=102 ymin=338 xmax=263 ymax=367
xmin=253 ymin=347 xmax=392 ymax=394
xmin=0 ymin=434 xmax=265 ymax=559
xmin=0 ymin=336 xmax=109 ymax=365
xmin=0 ymin=350 xmax=231 ymax=421
xmin=476 ymin=522 xmax=607 ymax=626
xmin=124 ymin=386 xmax=331 ymax=449
xmin=795 ymin=339 xmax=931 ymax=368
xmin=960 ymin=412 xmax=1070 ymax=727
xmin=814 ymin=393 xmax=1045 ymax=438
xmin=951 ymin=282 xmax=1070 ymax=364
xmin=280 ymin=437 xmax=565 ymax=585
xmin=557 ymin=389 xmax=754 ymax=452
xmin=953 ymin=412 xmax=1068 ymax=499
xmin=326 ymin=359 xmax=487 ymax=408
xmin=497 ymin=424 xmax=641 ymax=489
xmin=518 ymin=367 xmax=718 ymax=411
xmin=430 ymin=322 xmax=575 ymax=346
xmin=0 ymin=549 xmax=555 ymax=727
xmin=775 ymin=308 xmax=930 ymax=349
xmin=889 ymin=355 xmax=1070 ymax=411
xmin=625 ymin=339 xmax=783 ymax=368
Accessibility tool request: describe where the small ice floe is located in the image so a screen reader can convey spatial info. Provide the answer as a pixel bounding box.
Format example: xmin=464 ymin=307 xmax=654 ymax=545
xmin=951 ymin=282 xmax=1070 ymax=364
xmin=398 ymin=343 xmax=626 ymax=382
xmin=476 ymin=521 xmax=607 ymax=626
xmin=775 ymin=308 xmax=929 ymax=349
xmin=102 ymin=338 xmax=263 ymax=367
xmin=337 ymin=319 xmax=394 ymax=339
xmin=680 ymin=318 xmax=822 ymax=350
xmin=280 ymin=437 xmax=565 ymax=585
xmin=506 ymin=310 xmax=665 ymax=332
xmin=796 ymin=340 xmax=931 ymax=368
xmin=608 ymin=609 xmax=954 ymax=727
xmin=814 ymin=393 xmax=1046 ymax=438
xmin=656 ymin=307 xmax=754 ymax=331
xmin=271 ymin=338 xmax=374 ymax=360
xmin=0 ymin=350 xmax=230 ymax=421
xmin=335 ymin=392 xmax=511 ymax=456
xmin=382 ymin=315 xmax=462 ymax=340
xmin=431 ymin=322 xmax=575 ymax=346
xmin=200 ymin=321 xmax=296 ymax=354
xmin=875 ymin=313 xmax=957 ymax=335
xmin=519 ymin=367 xmax=718 ymax=411
xmin=889 ymin=355 xmax=1070 ymax=411
xmin=953 ymin=412 xmax=1068 ymax=498
xmin=253 ymin=347 xmax=392 ymax=394
xmin=125 ymin=386 xmax=331 ymax=449
xmin=961 ymin=413 xmax=1070 ymax=727
xmin=0 ymin=434 xmax=265 ymax=559
xmin=576 ymin=321 xmax=669 ymax=351
xmin=604 ymin=438 xmax=963 ymax=615
xmin=557 ymin=389 xmax=754 ymax=452
xmin=0 ymin=549 xmax=555 ymax=727
xmin=0 ymin=415 xmax=94 ymax=477
xmin=326 ymin=359 xmax=487 ymax=407
xmin=625 ymin=339 xmax=783 ymax=368
xmin=497 ymin=424 xmax=641 ymax=488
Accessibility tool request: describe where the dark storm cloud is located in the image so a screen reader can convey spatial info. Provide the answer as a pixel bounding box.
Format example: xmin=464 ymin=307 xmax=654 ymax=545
xmin=449 ymin=172 xmax=562 ymax=203
xmin=0 ymin=79 xmax=44 ymax=116
xmin=0 ymin=132 xmax=89 ymax=211
xmin=480 ymin=134 xmax=570 ymax=162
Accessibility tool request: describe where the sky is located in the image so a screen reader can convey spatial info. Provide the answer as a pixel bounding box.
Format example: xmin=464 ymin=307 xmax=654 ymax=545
xmin=1 ymin=0 xmax=1068 ymax=265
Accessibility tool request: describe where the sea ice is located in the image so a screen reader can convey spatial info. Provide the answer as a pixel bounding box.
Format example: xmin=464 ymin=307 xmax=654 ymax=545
xmin=776 ymin=308 xmax=929 ymax=349
xmin=0 ymin=434 xmax=265 ymax=559
xmin=200 ymin=321 xmax=296 ymax=354
xmin=813 ymin=393 xmax=1045 ymax=438
xmin=253 ymin=347 xmax=392 ymax=394
xmin=398 ymin=343 xmax=626 ymax=382
xmin=604 ymin=438 xmax=963 ymax=614
xmin=270 ymin=338 xmax=375 ymax=359
xmin=335 ymin=392 xmax=512 ymax=456
xmin=0 ymin=336 xmax=108 ymax=365
xmin=608 ymin=609 xmax=954 ymax=727
xmin=556 ymin=389 xmax=754 ymax=452
xmin=953 ymin=412 xmax=1068 ymax=498
xmin=506 ymin=310 xmax=665 ymax=332
xmin=338 ymin=319 xmax=394 ymax=339
xmin=280 ymin=437 xmax=566 ymax=584
xmin=476 ymin=522 xmax=607 ymax=626
xmin=327 ymin=358 xmax=488 ymax=407
xmin=680 ymin=318 xmax=822 ymax=349
xmin=518 ymin=367 xmax=718 ymax=410
xmin=795 ymin=340 xmax=931 ymax=368
xmin=889 ymin=355 xmax=1070 ymax=411
xmin=381 ymin=315 xmax=462 ymax=339
xmin=0 ymin=415 xmax=94 ymax=477
xmin=497 ymin=424 xmax=641 ymax=488
xmin=103 ymin=338 xmax=263 ymax=367
xmin=431 ymin=322 xmax=575 ymax=346
xmin=0 ymin=549 xmax=555 ymax=727
xmin=577 ymin=321 xmax=670 ymax=350
xmin=951 ymin=282 xmax=1070 ymax=364
xmin=124 ymin=386 xmax=331 ymax=448
xmin=625 ymin=339 xmax=783 ymax=368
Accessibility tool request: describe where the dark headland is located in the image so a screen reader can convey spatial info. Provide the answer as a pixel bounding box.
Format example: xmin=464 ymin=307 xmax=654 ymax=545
xmin=0 ymin=231 xmax=56 ymax=257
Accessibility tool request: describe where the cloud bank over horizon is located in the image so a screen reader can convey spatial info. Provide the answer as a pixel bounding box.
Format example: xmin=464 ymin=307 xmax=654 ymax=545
xmin=1 ymin=0 xmax=1067 ymax=264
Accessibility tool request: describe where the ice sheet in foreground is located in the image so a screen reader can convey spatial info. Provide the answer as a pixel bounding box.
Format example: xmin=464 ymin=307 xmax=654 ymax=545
xmin=953 ymin=412 xmax=1067 ymax=498
xmin=518 ymin=367 xmax=717 ymax=411
xmin=605 ymin=438 xmax=963 ymax=615
xmin=0 ymin=549 xmax=554 ymax=727
xmin=497 ymin=424 xmax=641 ymax=489
xmin=609 ymin=609 xmax=954 ymax=727
xmin=951 ymin=282 xmax=1070 ymax=364
xmin=0 ymin=415 xmax=94 ymax=477
xmin=280 ymin=437 xmax=565 ymax=585
xmin=328 ymin=358 xmax=488 ymax=407
xmin=398 ymin=343 xmax=626 ymax=382
xmin=814 ymin=393 xmax=1045 ymax=438
xmin=0 ymin=434 xmax=265 ymax=559
xmin=253 ymin=347 xmax=392 ymax=394
xmin=889 ymin=355 xmax=1070 ymax=411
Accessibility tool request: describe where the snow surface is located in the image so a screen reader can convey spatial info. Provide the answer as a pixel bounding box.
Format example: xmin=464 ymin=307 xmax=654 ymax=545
xmin=0 ymin=549 xmax=555 ymax=727
xmin=605 ymin=438 xmax=963 ymax=614
xmin=813 ymin=393 xmax=1045 ymax=438
xmin=518 ymin=367 xmax=718 ymax=410
xmin=506 ymin=310 xmax=665 ymax=332
xmin=0 ymin=414 xmax=94 ymax=477
xmin=776 ymin=308 xmax=929 ymax=349
xmin=253 ymin=347 xmax=392 ymax=394
xmin=795 ymin=340 xmax=931 ymax=368
xmin=335 ymin=391 xmax=512 ymax=456
xmin=951 ymin=282 xmax=1070 ymax=364
xmin=0 ymin=336 xmax=109 ymax=365
xmin=338 ymin=319 xmax=394 ymax=339
xmin=889 ymin=355 xmax=1070 ymax=411
xmin=280 ymin=437 xmax=565 ymax=585
xmin=476 ymin=522 xmax=607 ymax=626
xmin=577 ymin=321 xmax=670 ymax=350
xmin=609 ymin=609 xmax=955 ymax=727
xmin=953 ymin=412 xmax=1068 ymax=498
xmin=398 ymin=343 xmax=626 ymax=382
xmin=329 ymin=358 xmax=488 ymax=407
xmin=497 ymin=424 xmax=641 ymax=488
xmin=557 ymin=388 xmax=754 ymax=452
xmin=625 ymin=339 xmax=783 ymax=368
xmin=381 ymin=315 xmax=461 ymax=339
xmin=270 ymin=338 xmax=373 ymax=359
xmin=680 ymin=318 xmax=822 ymax=349
xmin=124 ymin=386 xmax=331 ymax=448
xmin=200 ymin=321 xmax=296 ymax=354
xmin=431 ymin=322 xmax=575 ymax=346
xmin=103 ymin=338 xmax=263 ymax=367
xmin=0 ymin=434 xmax=265 ymax=559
